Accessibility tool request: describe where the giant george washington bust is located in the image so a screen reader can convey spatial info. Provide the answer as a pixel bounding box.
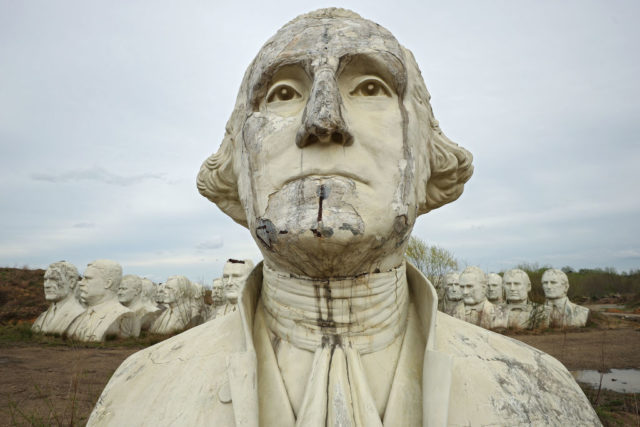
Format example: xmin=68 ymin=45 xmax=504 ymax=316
xmin=89 ymin=9 xmax=600 ymax=426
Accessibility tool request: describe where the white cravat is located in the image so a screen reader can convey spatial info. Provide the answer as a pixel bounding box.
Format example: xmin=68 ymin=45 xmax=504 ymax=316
xmin=261 ymin=262 xmax=409 ymax=426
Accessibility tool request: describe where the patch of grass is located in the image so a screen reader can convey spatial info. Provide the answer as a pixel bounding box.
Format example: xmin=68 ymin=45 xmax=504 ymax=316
xmin=0 ymin=322 xmax=174 ymax=349
xmin=580 ymin=384 xmax=640 ymax=427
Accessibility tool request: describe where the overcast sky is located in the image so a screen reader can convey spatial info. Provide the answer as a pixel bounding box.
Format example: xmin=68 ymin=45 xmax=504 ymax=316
xmin=1 ymin=0 xmax=639 ymax=285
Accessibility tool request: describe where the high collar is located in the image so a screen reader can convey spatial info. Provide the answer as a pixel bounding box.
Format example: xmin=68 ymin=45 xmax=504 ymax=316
xmin=229 ymin=261 xmax=447 ymax=427
xmin=545 ymin=296 xmax=568 ymax=309
xmin=236 ymin=261 xmax=438 ymax=353
xmin=261 ymin=262 xmax=409 ymax=354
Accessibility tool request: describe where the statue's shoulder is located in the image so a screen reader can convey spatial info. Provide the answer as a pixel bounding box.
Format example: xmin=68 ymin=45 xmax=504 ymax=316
xmin=31 ymin=306 xmax=50 ymax=332
xmin=88 ymin=311 xmax=243 ymax=426
xmin=568 ymin=300 xmax=589 ymax=315
xmin=434 ymin=312 xmax=600 ymax=426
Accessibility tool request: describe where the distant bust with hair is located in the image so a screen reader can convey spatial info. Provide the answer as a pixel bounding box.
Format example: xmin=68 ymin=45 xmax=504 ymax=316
xmin=149 ymin=275 xmax=194 ymax=334
xmin=486 ymin=272 xmax=504 ymax=304
xmin=32 ymin=261 xmax=85 ymax=335
xmin=459 ymin=266 xmax=504 ymax=329
xmin=442 ymin=271 xmax=464 ymax=319
xmin=118 ymin=275 xmax=162 ymax=331
xmin=90 ymin=9 xmax=599 ymax=426
xmin=542 ymin=268 xmax=589 ymax=328
xmin=503 ymin=268 xmax=537 ymax=329
xmin=66 ymin=260 xmax=140 ymax=342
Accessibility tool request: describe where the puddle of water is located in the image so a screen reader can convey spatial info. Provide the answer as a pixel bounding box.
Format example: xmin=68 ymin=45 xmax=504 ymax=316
xmin=572 ymin=369 xmax=640 ymax=393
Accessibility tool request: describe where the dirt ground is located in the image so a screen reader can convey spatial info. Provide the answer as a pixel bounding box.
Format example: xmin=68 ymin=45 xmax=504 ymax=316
xmin=0 ymin=345 xmax=141 ymax=426
xmin=505 ymin=327 xmax=640 ymax=370
xmin=0 ymin=327 xmax=639 ymax=426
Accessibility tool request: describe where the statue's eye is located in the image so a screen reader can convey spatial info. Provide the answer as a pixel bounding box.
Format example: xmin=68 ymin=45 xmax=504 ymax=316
xmin=267 ymin=84 xmax=301 ymax=102
xmin=350 ymin=79 xmax=391 ymax=97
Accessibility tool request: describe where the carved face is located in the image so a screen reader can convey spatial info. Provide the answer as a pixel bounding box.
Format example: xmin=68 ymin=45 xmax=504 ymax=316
xmin=542 ymin=271 xmax=568 ymax=299
xmin=211 ymin=278 xmax=224 ymax=303
xmin=236 ymin=18 xmax=415 ymax=277
xmin=222 ymin=262 xmax=251 ymax=302
xmin=461 ymin=272 xmax=486 ymax=305
xmin=158 ymin=278 xmax=181 ymax=305
xmin=486 ymin=274 xmax=503 ymax=301
xmin=504 ymin=272 xmax=531 ymax=304
xmin=43 ymin=268 xmax=70 ymax=302
xmin=118 ymin=276 xmax=141 ymax=305
xmin=78 ymin=265 xmax=110 ymax=306
xmin=445 ymin=274 xmax=462 ymax=301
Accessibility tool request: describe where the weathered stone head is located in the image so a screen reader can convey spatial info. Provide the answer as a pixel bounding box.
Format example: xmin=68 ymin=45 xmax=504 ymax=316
xmin=211 ymin=278 xmax=224 ymax=304
xmin=444 ymin=271 xmax=462 ymax=301
xmin=197 ymin=8 xmax=473 ymax=278
xmin=222 ymin=259 xmax=254 ymax=303
xmin=43 ymin=261 xmax=79 ymax=302
xmin=542 ymin=268 xmax=569 ymax=300
xmin=158 ymin=275 xmax=190 ymax=306
xmin=503 ymin=269 xmax=531 ymax=304
xmin=118 ymin=274 xmax=143 ymax=306
xmin=141 ymin=278 xmax=157 ymax=303
xmin=460 ymin=266 xmax=487 ymax=305
xmin=78 ymin=260 xmax=122 ymax=306
xmin=486 ymin=272 xmax=503 ymax=302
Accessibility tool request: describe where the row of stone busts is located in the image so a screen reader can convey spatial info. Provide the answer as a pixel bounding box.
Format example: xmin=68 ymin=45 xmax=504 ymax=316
xmin=440 ymin=267 xmax=589 ymax=329
xmin=31 ymin=260 xmax=209 ymax=341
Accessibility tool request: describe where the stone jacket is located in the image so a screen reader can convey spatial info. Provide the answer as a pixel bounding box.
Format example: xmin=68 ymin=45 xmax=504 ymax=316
xmin=88 ymin=263 xmax=600 ymax=426
xmin=66 ymin=299 xmax=140 ymax=342
xmin=464 ymin=299 xmax=503 ymax=329
xmin=544 ymin=298 xmax=590 ymax=328
xmin=32 ymin=295 xmax=85 ymax=335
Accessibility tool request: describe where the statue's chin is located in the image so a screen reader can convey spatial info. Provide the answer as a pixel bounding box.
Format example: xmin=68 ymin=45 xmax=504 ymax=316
xmin=254 ymin=217 xmax=409 ymax=278
xmin=249 ymin=176 xmax=413 ymax=277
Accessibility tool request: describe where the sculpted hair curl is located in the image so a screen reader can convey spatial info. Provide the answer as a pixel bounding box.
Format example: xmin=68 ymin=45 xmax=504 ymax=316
xmin=48 ymin=261 xmax=80 ymax=291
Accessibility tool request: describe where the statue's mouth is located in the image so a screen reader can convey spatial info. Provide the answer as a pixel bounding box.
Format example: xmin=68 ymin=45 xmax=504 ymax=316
xmin=281 ymin=170 xmax=369 ymax=188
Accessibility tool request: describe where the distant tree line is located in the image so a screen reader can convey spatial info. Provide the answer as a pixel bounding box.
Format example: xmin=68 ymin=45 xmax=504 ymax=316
xmin=405 ymin=237 xmax=640 ymax=307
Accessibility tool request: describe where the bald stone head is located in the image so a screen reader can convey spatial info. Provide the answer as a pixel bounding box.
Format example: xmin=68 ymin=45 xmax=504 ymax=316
xmin=222 ymin=259 xmax=254 ymax=303
xmin=197 ymin=8 xmax=473 ymax=278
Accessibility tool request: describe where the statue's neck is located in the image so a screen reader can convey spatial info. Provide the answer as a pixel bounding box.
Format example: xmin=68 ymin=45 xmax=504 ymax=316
xmin=260 ymin=262 xmax=409 ymax=354
xmin=466 ymin=299 xmax=486 ymax=311
xmin=87 ymin=293 xmax=115 ymax=307
xmin=546 ymin=296 xmax=568 ymax=307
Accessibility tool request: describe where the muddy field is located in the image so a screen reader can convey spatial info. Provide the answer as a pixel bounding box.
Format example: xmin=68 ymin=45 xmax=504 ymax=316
xmin=1 ymin=325 xmax=639 ymax=426
xmin=506 ymin=327 xmax=640 ymax=371
xmin=0 ymin=345 xmax=140 ymax=425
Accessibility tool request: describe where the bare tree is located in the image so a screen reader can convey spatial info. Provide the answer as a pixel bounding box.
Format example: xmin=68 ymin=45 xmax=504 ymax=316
xmin=405 ymin=236 xmax=459 ymax=290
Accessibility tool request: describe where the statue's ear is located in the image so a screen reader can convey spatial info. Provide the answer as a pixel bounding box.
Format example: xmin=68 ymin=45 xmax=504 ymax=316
xmin=196 ymin=130 xmax=248 ymax=227
xmin=419 ymin=122 xmax=474 ymax=214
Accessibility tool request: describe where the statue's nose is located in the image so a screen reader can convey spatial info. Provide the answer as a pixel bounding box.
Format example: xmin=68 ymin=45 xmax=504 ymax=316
xmin=296 ymin=69 xmax=353 ymax=148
